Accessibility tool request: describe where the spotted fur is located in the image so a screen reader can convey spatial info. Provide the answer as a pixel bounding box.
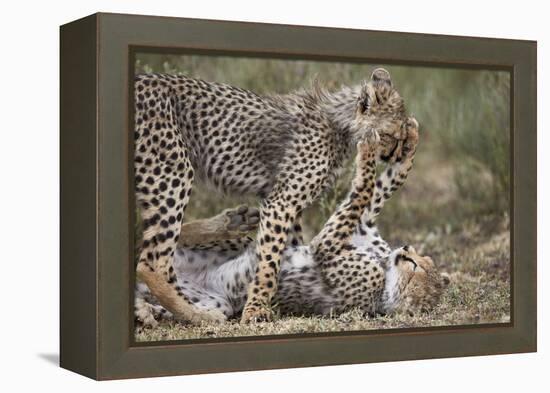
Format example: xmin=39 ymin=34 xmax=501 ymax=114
xmin=134 ymin=68 xmax=409 ymax=324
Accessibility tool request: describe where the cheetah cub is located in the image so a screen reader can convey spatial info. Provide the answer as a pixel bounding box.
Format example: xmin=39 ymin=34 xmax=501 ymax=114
xmin=135 ymin=117 xmax=450 ymax=327
xmin=134 ymin=68 xmax=411 ymax=323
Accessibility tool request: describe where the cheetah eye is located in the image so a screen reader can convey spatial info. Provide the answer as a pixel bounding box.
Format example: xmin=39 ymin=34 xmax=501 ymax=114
xmin=358 ymin=95 xmax=370 ymax=114
xmin=402 ymin=256 xmax=418 ymax=270
xmin=375 ymin=92 xmax=382 ymax=105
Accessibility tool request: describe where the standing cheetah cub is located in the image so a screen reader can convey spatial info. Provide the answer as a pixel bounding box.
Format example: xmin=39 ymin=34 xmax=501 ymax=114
xmin=134 ymin=68 xmax=409 ymax=323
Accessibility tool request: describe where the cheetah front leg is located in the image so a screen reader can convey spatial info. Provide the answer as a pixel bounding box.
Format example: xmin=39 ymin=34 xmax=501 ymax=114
xmin=240 ymin=192 xmax=298 ymax=323
xmin=309 ymin=135 xmax=382 ymax=311
xmin=287 ymin=212 xmax=305 ymax=248
xmin=310 ymin=134 xmax=379 ymax=260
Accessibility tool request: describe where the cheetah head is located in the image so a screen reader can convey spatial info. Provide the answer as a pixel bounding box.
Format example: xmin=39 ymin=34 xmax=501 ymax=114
xmin=381 ymin=245 xmax=450 ymax=315
xmin=352 ymin=68 xmax=409 ymax=161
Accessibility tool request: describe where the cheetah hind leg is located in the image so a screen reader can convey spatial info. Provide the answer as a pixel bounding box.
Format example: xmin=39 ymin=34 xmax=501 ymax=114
xmin=177 ymin=205 xmax=260 ymax=253
xmin=137 ymin=255 xmax=227 ymax=325
xmin=135 ymin=157 xmax=226 ymax=325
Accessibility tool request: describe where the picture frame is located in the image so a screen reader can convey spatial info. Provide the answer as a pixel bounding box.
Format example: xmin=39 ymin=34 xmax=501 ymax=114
xmin=60 ymin=12 xmax=536 ymax=380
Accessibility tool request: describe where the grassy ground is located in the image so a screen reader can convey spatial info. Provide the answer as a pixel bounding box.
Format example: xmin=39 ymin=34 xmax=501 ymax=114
xmin=134 ymin=54 xmax=511 ymax=341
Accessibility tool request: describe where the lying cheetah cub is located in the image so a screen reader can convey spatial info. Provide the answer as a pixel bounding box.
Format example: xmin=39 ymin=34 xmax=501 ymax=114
xmin=135 ymin=118 xmax=450 ymax=327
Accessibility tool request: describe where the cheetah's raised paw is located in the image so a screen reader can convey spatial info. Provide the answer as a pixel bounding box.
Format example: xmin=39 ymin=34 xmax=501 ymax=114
xmin=357 ymin=130 xmax=380 ymax=157
xmin=223 ymin=205 xmax=260 ymax=234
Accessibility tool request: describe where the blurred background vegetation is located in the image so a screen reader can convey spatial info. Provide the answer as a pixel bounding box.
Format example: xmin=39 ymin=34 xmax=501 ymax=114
xmin=135 ymin=54 xmax=510 ymax=240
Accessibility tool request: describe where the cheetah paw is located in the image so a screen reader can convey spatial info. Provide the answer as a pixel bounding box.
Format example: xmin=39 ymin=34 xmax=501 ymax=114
xmin=134 ymin=298 xmax=159 ymax=329
xmin=364 ymin=129 xmax=381 ymax=146
xmin=187 ymin=308 xmax=227 ymax=325
xmin=402 ymin=117 xmax=419 ymax=157
xmin=240 ymin=304 xmax=273 ymax=324
xmin=224 ymin=205 xmax=260 ymax=234
xmin=357 ymin=131 xmax=380 ymax=156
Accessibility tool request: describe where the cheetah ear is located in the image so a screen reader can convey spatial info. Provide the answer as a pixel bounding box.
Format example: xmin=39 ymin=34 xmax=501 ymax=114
xmin=370 ymin=68 xmax=392 ymax=88
xmin=440 ymin=272 xmax=451 ymax=287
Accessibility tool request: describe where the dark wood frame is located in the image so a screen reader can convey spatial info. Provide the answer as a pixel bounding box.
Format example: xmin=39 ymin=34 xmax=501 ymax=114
xmin=60 ymin=12 xmax=537 ymax=380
